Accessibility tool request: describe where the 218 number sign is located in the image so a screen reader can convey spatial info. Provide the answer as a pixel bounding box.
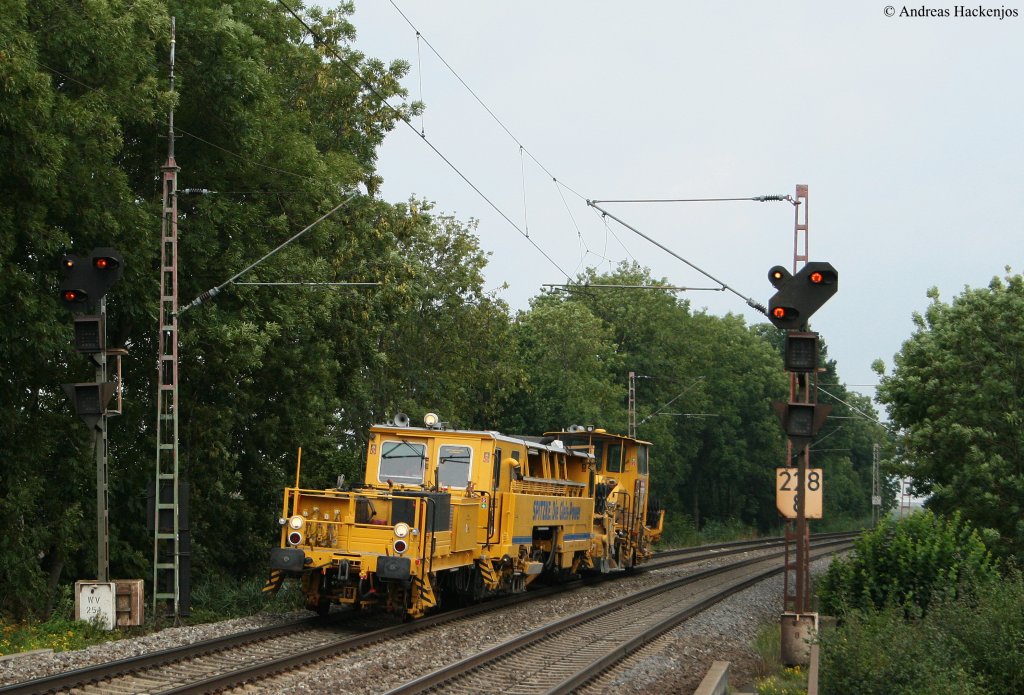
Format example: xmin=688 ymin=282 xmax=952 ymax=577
xmin=775 ymin=468 xmax=823 ymax=519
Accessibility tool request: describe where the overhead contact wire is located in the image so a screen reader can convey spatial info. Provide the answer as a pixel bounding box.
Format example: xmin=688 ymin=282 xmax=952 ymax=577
xmin=386 ymin=1 xmax=589 ymax=205
xmin=591 ymin=195 xmax=794 ymax=204
xmin=589 ymin=201 xmax=765 ymax=314
xmin=179 ymin=193 xmax=358 ymax=315
xmin=277 ymin=0 xmax=572 ymax=281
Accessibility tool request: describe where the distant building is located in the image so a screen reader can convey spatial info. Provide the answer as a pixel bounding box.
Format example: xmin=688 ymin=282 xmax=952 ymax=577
xmin=894 ymin=476 xmax=927 ymax=518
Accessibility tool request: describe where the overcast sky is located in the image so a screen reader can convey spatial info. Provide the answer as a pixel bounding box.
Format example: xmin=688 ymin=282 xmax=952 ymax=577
xmin=339 ymin=1 xmax=1023 ymax=404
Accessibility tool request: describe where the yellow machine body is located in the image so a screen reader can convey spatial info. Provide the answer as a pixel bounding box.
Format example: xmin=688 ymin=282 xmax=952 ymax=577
xmin=269 ymin=421 xmax=664 ymax=618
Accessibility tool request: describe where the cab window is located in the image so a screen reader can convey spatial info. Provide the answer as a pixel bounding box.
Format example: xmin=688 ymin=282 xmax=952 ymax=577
xmin=379 ymin=440 xmax=425 ymax=485
xmin=606 ymin=442 xmax=622 ymax=472
xmin=438 ymin=444 xmax=472 ymax=488
xmin=637 ymin=445 xmax=649 ymax=474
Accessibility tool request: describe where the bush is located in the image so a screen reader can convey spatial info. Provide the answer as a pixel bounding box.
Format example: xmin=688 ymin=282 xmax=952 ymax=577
xmin=819 ymin=572 xmax=1024 ymax=694
xmin=817 ymin=510 xmax=997 ymax=617
xmin=819 ymin=607 xmax=989 ymax=695
xmin=929 ymin=569 xmax=1024 ymax=692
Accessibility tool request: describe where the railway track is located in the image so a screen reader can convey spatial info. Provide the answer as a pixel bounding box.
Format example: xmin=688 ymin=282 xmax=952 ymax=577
xmin=0 ymin=533 xmax=855 ymax=695
xmin=387 ymin=538 xmax=853 ymax=695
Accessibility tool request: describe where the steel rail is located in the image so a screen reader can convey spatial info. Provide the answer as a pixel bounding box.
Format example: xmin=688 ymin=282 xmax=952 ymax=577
xmin=651 ymin=530 xmax=855 ymax=561
xmin=0 ymin=616 xmax=326 ymax=695
xmin=548 ymin=544 xmax=851 ymax=695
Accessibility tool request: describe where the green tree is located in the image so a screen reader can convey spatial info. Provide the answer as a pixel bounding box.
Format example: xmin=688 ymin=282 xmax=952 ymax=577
xmin=501 ymin=295 xmax=621 ymax=435
xmin=0 ymin=0 xmax=430 ymax=613
xmin=0 ymin=0 xmax=167 ymax=618
xmin=512 ymin=263 xmax=793 ymax=532
xmin=875 ymin=272 xmax=1024 ymax=557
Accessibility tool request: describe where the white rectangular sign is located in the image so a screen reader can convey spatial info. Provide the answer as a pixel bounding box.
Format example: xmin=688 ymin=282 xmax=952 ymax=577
xmin=76 ymin=581 xmax=116 ymax=630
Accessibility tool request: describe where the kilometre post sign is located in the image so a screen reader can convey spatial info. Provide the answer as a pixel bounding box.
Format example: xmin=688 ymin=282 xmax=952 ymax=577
xmin=775 ymin=468 xmax=823 ymax=519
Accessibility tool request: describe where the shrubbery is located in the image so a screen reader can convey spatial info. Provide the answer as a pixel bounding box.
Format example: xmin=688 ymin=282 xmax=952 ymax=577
xmin=817 ymin=510 xmax=997 ymax=617
xmin=820 ymin=572 xmax=1024 ymax=694
xmin=816 ymin=512 xmax=1023 ymax=694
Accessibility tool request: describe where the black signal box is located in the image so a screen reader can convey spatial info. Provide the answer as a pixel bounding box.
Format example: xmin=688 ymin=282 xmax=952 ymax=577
xmin=784 ymin=332 xmax=819 ymax=373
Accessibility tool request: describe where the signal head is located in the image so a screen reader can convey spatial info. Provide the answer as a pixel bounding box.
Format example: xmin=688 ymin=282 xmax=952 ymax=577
xmin=59 ymin=254 xmax=89 ymax=311
xmin=771 ymin=305 xmax=799 ymax=322
xmin=58 ymin=247 xmax=123 ymax=311
xmin=784 ymin=332 xmax=819 ymax=373
xmin=92 ymin=254 xmax=120 ymax=272
xmin=768 ymin=265 xmax=792 ymax=289
xmin=766 ymin=261 xmax=838 ymax=329
xmin=61 ymin=288 xmax=87 ymax=305
xmin=807 ymin=267 xmax=836 ymax=286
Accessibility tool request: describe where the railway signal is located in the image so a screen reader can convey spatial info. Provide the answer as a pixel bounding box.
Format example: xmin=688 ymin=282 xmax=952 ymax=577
xmin=773 ymin=401 xmax=832 ymax=449
xmin=62 ymin=382 xmax=117 ymax=430
xmin=58 ymin=246 xmax=124 ymax=584
xmin=59 ymin=248 xmax=124 ymax=312
xmin=767 ymin=261 xmax=838 ymax=330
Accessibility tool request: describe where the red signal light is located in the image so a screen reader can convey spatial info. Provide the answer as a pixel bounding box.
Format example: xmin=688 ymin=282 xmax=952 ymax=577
xmin=809 ymin=271 xmax=824 ymax=284
xmin=94 ymin=257 xmax=110 ymax=270
xmin=62 ymin=289 xmax=86 ymax=303
xmin=772 ymin=307 xmax=786 ymax=319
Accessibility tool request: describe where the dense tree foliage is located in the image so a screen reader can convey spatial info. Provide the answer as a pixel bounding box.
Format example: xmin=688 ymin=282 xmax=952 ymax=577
xmin=0 ymin=0 xmax=885 ymax=620
xmin=875 ymin=272 xmax=1024 ymax=557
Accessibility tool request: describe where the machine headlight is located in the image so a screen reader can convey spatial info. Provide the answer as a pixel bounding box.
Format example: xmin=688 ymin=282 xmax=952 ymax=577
xmin=394 ymin=539 xmax=408 ymax=554
xmin=288 ymin=515 xmax=305 ymax=530
xmin=287 ymin=531 xmax=304 ymax=546
xmin=394 ymin=522 xmax=410 ymax=538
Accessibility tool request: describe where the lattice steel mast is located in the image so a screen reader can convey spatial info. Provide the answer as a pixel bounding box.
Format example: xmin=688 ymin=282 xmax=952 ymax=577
xmin=153 ymin=17 xmax=183 ymax=618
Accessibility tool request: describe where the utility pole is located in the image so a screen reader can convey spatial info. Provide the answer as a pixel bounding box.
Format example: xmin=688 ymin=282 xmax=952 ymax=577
xmin=872 ymin=443 xmax=881 ymax=526
xmin=95 ymin=298 xmax=110 ymax=582
xmin=628 ymin=371 xmax=637 ymax=438
xmin=152 ymin=17 xmax=189 ymax=619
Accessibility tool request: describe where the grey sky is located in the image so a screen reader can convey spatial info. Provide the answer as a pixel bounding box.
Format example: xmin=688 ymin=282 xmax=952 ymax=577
xmin=343 ymin=1 xmax=1023 ymax=403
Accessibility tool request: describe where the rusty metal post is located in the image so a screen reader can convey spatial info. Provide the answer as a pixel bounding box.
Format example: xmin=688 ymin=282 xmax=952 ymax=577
xmin=781 ymin=184 xmax=818 ymax=664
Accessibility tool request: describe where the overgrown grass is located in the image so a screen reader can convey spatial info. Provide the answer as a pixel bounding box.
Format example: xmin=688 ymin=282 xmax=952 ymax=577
xmin=750 ymin=621 xmax=808 ymax=695
xmin=188 ymin=574 xmax=305 ymax=623
xmin=0 ymin=584 xmax=123 ymax=657
xmin=809 ymin=513 xmax=874 ymax=534
xmin=755 ymin=666 xmax=807 ymax=695
xmin=658 ymin=513 xmax=873 ymax=551
xmin=657 ymin=515 xmax=763 ymax=548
